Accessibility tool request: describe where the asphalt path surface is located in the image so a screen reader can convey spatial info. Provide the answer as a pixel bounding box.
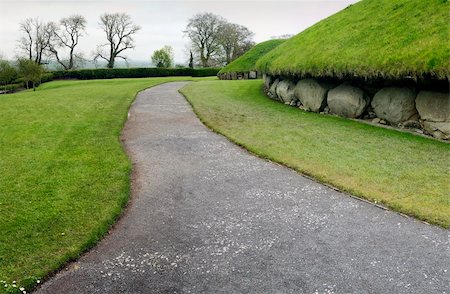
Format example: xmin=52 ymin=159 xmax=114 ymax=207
xmin=35 ymin=82 xmax=449 ymax=294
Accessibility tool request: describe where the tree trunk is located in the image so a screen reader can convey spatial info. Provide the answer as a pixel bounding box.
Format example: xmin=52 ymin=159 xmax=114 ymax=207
xmin=107 ymin=58 xmax=115 ymax=68
xmin=226 ymin=54 xmax=231 ymax=65
xmin=68 ymin=47 xmax=74 ymax=70
xmin=108 ymin=45 xmax=115 ymax=69
xmin=200 ymin=48 xmax=208 ymax=67
xmin=189 ymin=51 xmax=194 ymax=69
xmin=200 ymin=56 xmax=207 ymax=67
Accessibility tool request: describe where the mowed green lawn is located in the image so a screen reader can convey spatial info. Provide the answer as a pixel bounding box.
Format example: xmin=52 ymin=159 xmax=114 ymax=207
xmin=0 ymin=77 xmax=208 ymax=292
xmin=181 ymin=80 xmax=450 ymax=228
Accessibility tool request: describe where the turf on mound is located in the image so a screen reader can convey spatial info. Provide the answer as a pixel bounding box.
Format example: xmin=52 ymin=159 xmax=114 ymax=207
xmin=257 ymin=0 xmax=449 ymax=80
xmin=218 ymin=39 xmax=285 ymax=74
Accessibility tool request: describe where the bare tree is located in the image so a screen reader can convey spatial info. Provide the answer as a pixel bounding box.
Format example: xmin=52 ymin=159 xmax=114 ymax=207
xmin=49 ymin=15 xmax=87 ymax=70
xmin=18 ymin=18 xmax=54 ymax=65
xmin=218 ymin=23 xmax=254 ymax=64
xmin=94 ymin=13 xmax=141 ymax=68
xmin=184 ymin=13 xmax=225 ymax=67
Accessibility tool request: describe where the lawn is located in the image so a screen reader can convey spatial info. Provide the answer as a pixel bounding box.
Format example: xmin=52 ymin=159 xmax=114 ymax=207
xmin=0 ymin=77 xmax=210 ymax=293
xmin=257 ymin=0 xmax=449 ymax=79
xmin=181 ymin=80 xmax=450 ymax=228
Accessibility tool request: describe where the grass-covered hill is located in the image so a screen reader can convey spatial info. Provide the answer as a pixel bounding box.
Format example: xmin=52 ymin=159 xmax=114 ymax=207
xmin=257 ymin=0 xmax=450 ymax=80
xmin=218 ymin=39 xmax=285 ymax=74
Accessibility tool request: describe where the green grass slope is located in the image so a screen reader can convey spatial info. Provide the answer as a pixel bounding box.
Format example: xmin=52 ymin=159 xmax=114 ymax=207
xmin=257 ymin=0 xmax=450 ymax=80
xmin=218 ymin=39 xmax=285 ymax=74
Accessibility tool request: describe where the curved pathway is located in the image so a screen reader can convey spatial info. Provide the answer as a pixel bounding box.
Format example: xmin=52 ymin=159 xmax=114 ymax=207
xmin=36 ymin=82 xmax=449 ymax=293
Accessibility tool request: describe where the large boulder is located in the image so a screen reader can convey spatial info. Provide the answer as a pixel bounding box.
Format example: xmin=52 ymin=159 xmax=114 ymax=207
xmin=416 ymin=91 xmax=450 ymax=138
xmin=371 ymin=87 xmax=418 ymax=124
xmin=294 ymin=79 xmax=333 ymax=112
xmin=327 ymin=84 xmax=369 ymax=118
xmin=276 ymin=80 xmax=296 ymax=103
xmin=267 ymin=78 xmax=280 ymax=100
xmin=249 ymin=71 xmax=257 ymax=79
xmin=263 ymin=74 xmax=272 ymax=88
xmin=416 ymin=91 xmax=450 ymax=122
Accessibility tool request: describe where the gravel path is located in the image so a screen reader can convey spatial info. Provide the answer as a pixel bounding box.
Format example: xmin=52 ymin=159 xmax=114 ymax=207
xmin=35 ymin=82 xmax=449 ymax=294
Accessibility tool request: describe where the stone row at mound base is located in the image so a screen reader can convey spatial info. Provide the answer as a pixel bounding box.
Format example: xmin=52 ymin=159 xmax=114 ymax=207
xmin=264 ymin=75 xmax=450 ymax=140
xmin=218 ymin=71 xmax=261 ymax=80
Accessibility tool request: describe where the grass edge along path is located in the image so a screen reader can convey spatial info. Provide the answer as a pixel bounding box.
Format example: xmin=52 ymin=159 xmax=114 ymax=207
xmin=0 ymin=77 xmax=212 ymax=294
xmin=180 ymin=80 xmax=450 ymax=229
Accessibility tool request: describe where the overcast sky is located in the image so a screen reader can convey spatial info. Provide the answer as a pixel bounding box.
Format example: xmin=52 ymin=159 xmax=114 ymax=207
xmin=0 ymin=0 xmax=358 ymax=65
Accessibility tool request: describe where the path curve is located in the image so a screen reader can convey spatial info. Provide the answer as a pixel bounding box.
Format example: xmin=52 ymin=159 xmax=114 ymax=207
xmin=36 ymin=82 xmax=449 ymax=294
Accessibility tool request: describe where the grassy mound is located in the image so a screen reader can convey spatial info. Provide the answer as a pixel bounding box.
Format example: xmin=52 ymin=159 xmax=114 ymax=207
xmin=257 ymin=0 xmax=450 ymax=80
xmin=218 ymin=39 xmax=285 ymax=74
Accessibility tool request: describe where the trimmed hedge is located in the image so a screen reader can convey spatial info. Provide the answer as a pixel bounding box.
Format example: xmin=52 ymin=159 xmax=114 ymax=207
xmin=191 ymin=68 xmax=222 ymax=77
xmin=52 ymin=67 xmax=221 ymax=80
xmin=0 ymin=83 xmax=22 ymax=93
xmin=41 ymin=73 xmax=54 ymax=83
xmin=13 ymin=73 xmax=54 ymax=89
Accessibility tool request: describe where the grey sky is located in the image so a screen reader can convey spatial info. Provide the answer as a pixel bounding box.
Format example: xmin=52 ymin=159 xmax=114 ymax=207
xmin=0 ymin=0 xmax=358 ymax=65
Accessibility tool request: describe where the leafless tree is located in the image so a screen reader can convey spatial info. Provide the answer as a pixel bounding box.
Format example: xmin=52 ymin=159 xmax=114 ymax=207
xmin=94 ymin=13 xmax=141 ymax=68
xmin=184 ymin=13 xmax=225 ymax=67
xmin=49 ymin=15 xmax=87 ymax=70
xmin=218 ymin=23 xmax=254 ymax=64
xmin=18 ymin=18 xmax=54 ymax=65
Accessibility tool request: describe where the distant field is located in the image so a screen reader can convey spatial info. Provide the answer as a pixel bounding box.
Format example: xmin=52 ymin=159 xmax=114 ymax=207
xmin=0 ymin=77 xmax=211 ymax=293
xmin=181 ymin=80 xmax=450 ymax=228
xmin=218 ymin=39 xmax=285 ymax=74
xmin=257 ymin=0 xmax=449 ymax=79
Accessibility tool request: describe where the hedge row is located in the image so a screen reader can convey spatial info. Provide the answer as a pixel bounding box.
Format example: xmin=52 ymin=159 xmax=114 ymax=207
xmin=0 ymin=83 xmax=22 ymax=92
xmin=1 ymin=73 xmax=55 ymax=93
xmin=52 ymin=67 xmax=221 ymax=80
